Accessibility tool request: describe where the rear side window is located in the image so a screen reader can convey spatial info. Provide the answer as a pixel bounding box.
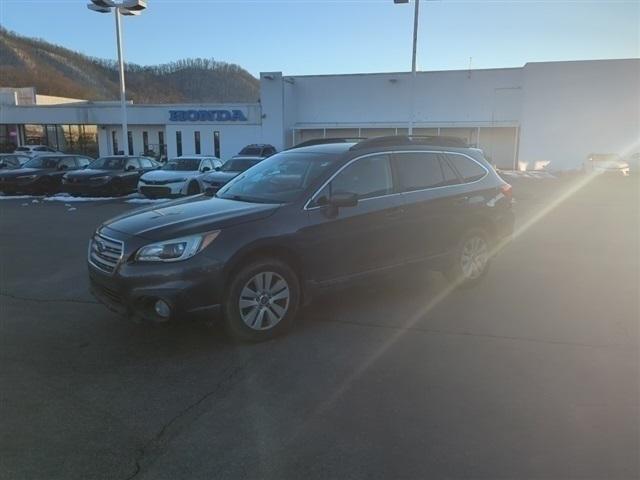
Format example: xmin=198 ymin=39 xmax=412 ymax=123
xmin=125 ymin=158 xmax=140 ymax=170
xmin=76 ymin=157 xmax=91 ymax=168
xmin=328 ymin=154 xmax=393 ymax=200
xmin=446 ymin=154 xmax=487 ymax=183
xmin=394 ymin=152 xmax=452 ymax=191
xmin=139 ymin=158 xmax=153 ymax=168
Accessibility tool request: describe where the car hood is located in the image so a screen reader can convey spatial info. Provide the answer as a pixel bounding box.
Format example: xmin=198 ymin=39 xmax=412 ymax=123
xmin=0 ymin=167 xmax=51 ymax=178
xmin=140 ymin=170 xmax=199 ymax=182
xmin=66 ymin=169 xmax=120 ymax=178
xmin=102 ymin=195 xmax=280 ymax=240
xmin=202 ymin=171 xmax=240 ymax=183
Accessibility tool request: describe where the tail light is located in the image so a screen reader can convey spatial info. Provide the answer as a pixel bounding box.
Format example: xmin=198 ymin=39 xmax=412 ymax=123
xmin=500 ymin=183 xmax=513 ymax=202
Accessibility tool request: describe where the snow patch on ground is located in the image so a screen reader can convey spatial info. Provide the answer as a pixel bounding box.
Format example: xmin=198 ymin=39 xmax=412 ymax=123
xmin=43 ymin=193 xmax=140 ymax=203
xmin=499 ymin=170 xmax=557 ymax=179
xmin=125 ymin=198 xmax=171 ymax=205
xmin=0 ymin=195 xmax=39 ymax=200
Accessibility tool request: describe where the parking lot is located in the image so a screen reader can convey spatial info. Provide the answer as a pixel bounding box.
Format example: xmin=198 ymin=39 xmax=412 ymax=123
xmin=0 ymin=174 xmax=638 ymax=479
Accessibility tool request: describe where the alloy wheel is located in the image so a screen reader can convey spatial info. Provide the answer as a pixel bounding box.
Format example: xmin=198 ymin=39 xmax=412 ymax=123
xmin=238 ymin=271 xmax=290 ymax=330
xmin=460 ymin=236 xmax=489 ymax=280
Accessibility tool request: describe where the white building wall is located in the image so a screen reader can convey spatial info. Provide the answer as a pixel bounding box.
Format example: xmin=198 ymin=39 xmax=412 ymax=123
xmin=518 ymin=59 xmax=640 ymax=170
xmin=286 ymin=68 xmax=523 ymax=128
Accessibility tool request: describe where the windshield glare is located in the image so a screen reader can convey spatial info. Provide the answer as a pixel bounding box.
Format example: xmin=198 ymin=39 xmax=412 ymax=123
xmin=216 ymin=152 xmax=338 ymax=203
xmin=163 ymin=159 xmax=201 ymax=171
xmin=23 ymin=156 xmax=60 ymax=169
xmin=88 ymin=157 xmax=126 ymax=170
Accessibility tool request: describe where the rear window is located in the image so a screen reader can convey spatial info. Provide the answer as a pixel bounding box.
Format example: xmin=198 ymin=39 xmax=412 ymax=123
xmin=395 ymin=152 xmax=452 ymax=191
xmin=239 ymin=146 xmax=262 ymax=156
xmin=446 ymin=154 xmax=487 ymax=183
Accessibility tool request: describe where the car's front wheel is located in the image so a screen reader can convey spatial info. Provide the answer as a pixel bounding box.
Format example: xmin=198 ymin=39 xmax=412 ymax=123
xmin=444 ymin=228 xmax=491 ymax=288
xmin=223 ymin=258 xmax=300 ymax=342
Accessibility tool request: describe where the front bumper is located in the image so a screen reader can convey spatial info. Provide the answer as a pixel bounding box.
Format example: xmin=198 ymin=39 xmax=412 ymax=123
xmin=88 ymin=244 xmax=225 ymax=323
xmin=61 ymin=181 xmax=121 ymax=196
xmin=139 ymin=182 xmax=185 ymax=198
xmin=0 ymin=179 xmax=41 ymax=194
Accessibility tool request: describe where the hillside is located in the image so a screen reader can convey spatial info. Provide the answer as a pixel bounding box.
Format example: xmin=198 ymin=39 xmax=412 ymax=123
xmin=0 ymin=28 xmax=259 ymax=103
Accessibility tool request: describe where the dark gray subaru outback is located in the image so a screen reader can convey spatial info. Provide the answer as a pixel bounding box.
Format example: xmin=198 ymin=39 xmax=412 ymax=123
xmin=88 ymin=136 xmax=514 ymax=341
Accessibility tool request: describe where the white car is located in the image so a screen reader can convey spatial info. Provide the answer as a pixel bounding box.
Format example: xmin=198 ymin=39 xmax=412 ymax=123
xmin=138 ymin=155 xmax=222 ymax=198
xmin=14 ymin=145 xmax=61 ymax=156
xmin=585 ymin=154 xmax=630 ymax=176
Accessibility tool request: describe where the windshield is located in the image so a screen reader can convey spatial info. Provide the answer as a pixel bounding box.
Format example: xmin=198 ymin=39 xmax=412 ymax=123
xmin=221 ymin=158 xmax=261 ymax=172
xmin=23 ymin=156 xmax=60 ymax=169
xmin=15 ymin=147 xmax=30 ymax=152
xmin=162 ymin=158 xmax=201 ymax=171
xmin=216 ymin=152 xmax=338 ymax=203
xmin=88 ymin=157 xmax=126 ymax=170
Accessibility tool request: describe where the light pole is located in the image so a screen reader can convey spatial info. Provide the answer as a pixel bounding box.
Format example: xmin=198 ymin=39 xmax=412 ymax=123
xmin=87 ymin=0 xmax=147 ymax=156
xmin=394 ymin=0 xmax=420 ymax=135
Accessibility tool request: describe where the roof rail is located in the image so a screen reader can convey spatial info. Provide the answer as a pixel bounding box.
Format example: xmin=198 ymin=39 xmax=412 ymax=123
xmin=350 ymin=135 xmax=468 ymax=151
xmin=289 ymin=137 xmax=367 ymax=149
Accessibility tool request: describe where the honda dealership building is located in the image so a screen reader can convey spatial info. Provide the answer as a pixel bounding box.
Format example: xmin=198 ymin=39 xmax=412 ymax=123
xmin=1 ymin=58 xmax=638 ymax=170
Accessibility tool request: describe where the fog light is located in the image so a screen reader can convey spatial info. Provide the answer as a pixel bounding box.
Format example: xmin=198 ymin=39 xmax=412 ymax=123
xmin=154 ymin=299 xmax=171 ymax=318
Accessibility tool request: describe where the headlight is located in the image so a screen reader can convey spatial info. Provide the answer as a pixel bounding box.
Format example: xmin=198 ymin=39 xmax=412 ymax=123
xmin=170 ymin=177 xmax=188 ymax=183
xmin=135 ymin=231 xmax=220 ymax=263
xmin=90 ymin=176 xmax=111 ymax=183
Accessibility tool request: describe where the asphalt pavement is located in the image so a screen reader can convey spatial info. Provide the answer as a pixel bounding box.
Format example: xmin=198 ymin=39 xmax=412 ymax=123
xmin=0 ymin=175 xmax=638 ymax=480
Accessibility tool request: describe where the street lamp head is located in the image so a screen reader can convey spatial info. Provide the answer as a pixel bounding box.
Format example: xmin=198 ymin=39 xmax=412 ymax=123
xmin=87 ymin=3 xmax=112 ymax=13
xmin=119 ymin=8 xmax=141 ymax=15
xmin=121 ymin=0 xmax=147 ymax=11
xmin=90 ymin=0 xmax=116 ymax=7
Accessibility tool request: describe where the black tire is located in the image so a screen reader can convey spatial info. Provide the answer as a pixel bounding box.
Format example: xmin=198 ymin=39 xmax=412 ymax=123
xmin=443 ymin=228 xmax=491 ymax=289
xmin=223 ymin=258 xmax=300 ymax=342
xmin=187 ymin=181 xmax=200 ymax=196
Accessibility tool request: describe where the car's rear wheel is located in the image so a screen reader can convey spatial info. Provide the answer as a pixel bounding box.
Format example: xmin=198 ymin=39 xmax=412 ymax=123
xmin=223 ymin=258 xmax=300 ymax=342
xmin=187 ymin=181 xmax=200 ymax=196
xmin=444 ymin=228 xmax=491 ymax=288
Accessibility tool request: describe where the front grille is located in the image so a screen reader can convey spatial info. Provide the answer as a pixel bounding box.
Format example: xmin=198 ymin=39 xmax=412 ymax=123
xmin=141 ymin=179 xmax=171 ymax=185
xmin=88 ymin=232 xmax=124 ymax=274
xmin=140 ymin=186 xmax=171 ymax=197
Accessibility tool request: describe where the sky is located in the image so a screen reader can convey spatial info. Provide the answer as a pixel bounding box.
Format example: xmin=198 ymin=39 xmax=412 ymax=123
xmin=0 ymin=0 xmax=638 ymax=77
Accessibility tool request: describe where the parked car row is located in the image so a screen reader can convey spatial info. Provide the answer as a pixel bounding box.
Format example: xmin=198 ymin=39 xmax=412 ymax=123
xmin=0 ymin=144 xmax=278 ymax=197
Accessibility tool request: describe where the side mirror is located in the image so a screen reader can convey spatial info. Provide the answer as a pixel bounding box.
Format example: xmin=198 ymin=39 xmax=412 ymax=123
xmin=214 ymin=166 xmax=221 ymax=171
xmin=318 ymin=192 xmax=358 ymax=217
xmin=58 ymin=164 xmax=68 ymax=171
xmin=201 ymin=166 xmax=211 ymax=172
xmin=204 ymin=186 xmax=217 ymax=196
xmin=328 ymin=192 xmax=358 ymax=208
xmin=126 ymin=165 xmax=136 ymax=171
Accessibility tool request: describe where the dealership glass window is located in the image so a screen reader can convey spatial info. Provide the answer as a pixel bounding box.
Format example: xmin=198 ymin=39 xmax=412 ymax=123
xmin=127 ymin=131 xmax=134 ymax=155
xmin=142 ymin=131 xmax=149 ymax=154
xmin=24 ymin=124 xmax=46 ymax=145
xmin=213 ymin=131 xmax=220 ymax=158
xmin=1 ymin=125 xmax=20 ymax=152
xmin=394 ymin=152 xmax=448 ymax=191
xmin=176 ymin=131 xmax=182 ymax=156
xmin=158 ymin=131 xmax=165 ymax=156
xmin=112 ymin=131 xmax=118 ymax=155
xmin=194 ymin=131 xmax=201 ymax=155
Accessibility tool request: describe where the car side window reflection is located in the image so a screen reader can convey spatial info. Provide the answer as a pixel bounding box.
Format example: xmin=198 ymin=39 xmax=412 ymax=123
xmin=314 ymin=154 xmax=393 ymax=205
